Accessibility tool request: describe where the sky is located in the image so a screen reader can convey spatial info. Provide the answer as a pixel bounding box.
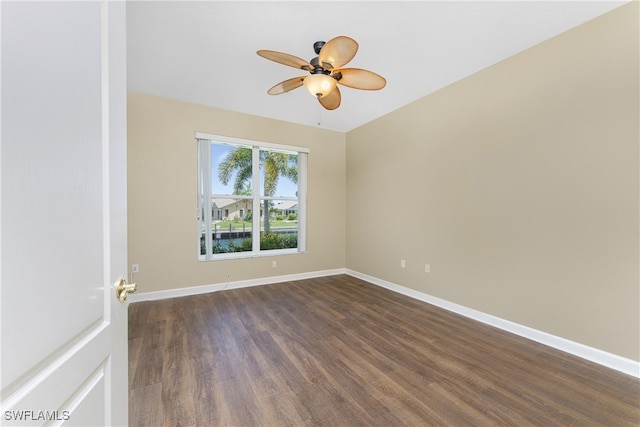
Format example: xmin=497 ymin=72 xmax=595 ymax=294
xmin=211 ymin=144 xmax=298 ymax=199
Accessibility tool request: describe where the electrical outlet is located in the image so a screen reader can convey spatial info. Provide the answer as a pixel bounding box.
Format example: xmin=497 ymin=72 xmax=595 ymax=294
xmin=400 ymin=259 xmax=406 ymax=268
xmin=425 ymin=264 xmax=431 ymax=273
xmin=132 ymin=264 xmax=139 ymax=273
xmin=272 ymin=260 xmax=277 ymax=268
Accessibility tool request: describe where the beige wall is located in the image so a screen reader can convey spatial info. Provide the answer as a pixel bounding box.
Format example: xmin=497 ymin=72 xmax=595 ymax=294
xmin=128 ymin=93 xmax=346 ymax=292
xmin=346 ymin=3 xmax=639 ymax=360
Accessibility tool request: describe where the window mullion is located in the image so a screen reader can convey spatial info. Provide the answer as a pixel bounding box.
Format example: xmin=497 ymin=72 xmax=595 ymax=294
xmin=252 ymin=147 xmax=260 ymax=253
xmin=298 ymin=152 xmax=307 ymax=252
xmin=198 ymin=140 xmax=213 ymax=260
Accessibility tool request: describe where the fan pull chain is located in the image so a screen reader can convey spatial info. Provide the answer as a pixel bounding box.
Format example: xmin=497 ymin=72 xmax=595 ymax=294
xmin=317 ymin=103 xmax=323 ymax=127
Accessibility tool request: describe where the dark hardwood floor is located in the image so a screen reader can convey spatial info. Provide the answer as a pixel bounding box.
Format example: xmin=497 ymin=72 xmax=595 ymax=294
xmin=129 ymin=274 xmax=640 ymax=426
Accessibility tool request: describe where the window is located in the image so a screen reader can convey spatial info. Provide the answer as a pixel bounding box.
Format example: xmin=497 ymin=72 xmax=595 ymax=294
xmin=197 ymin=133 xmax=308 ymax=261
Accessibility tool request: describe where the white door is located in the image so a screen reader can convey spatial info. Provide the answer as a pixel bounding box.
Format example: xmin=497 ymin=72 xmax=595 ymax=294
xmin=1 ymin=1 xmax=128 ymax=426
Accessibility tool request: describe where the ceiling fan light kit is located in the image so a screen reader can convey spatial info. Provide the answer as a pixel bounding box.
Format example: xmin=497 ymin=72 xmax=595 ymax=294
xmin=257 ymin=35 xmax=386 ymax=110
xmin=303 ymin=74 xmax=337 ymax=98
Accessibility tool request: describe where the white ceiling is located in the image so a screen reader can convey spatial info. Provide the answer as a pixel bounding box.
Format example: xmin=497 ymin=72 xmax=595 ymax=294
xmin=127 ymin=1 xmax=626 ymax=133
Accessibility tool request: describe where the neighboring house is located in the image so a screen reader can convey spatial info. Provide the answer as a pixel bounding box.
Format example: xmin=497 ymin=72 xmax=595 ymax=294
xmin=213 ymin=198 xmax=296 ymax=221
xmin=273 ymin=200 xmax=298 ymax=217
xmin=212 ymin=198 xmax=253 ymax=221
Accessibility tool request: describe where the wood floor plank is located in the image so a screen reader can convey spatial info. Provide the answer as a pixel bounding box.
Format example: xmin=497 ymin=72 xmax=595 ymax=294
xmin=129 ymin=275 xmax=640 ymax=426
xmin=129 ymin=383 xmax=164 ymax=427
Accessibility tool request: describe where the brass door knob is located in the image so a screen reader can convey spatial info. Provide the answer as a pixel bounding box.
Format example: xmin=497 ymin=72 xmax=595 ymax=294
xmin=115 ymin=278 xmax=137 ymax=301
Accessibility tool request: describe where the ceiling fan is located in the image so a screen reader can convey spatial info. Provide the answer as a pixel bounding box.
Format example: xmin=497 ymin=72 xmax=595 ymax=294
xmin=257 ymin=36 xmax=386 ymax=111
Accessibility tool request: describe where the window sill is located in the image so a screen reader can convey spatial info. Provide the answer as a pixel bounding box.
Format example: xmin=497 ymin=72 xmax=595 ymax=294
xmin=198 ymin=248 xmax=306 ymax=262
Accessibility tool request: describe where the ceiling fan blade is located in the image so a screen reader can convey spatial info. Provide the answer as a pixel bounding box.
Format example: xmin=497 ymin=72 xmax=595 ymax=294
xmin=318 ymin=36 xmax=358 ymax=70
xmin=267 ymin=77 xmax=305 ymax=95
xmin=257 ymin=50 xmax=313 ymax=71
xmin=335 ymin=68 xmax=386 ymax=90
xmin=318 ymin=86 xmax=341 ymax=110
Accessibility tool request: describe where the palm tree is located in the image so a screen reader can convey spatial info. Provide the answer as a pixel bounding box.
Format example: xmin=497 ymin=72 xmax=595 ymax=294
xmin=218 ymin=147 xmax=297 ymax=233
xmin=238 ymin=181 xmax=252 ymax=221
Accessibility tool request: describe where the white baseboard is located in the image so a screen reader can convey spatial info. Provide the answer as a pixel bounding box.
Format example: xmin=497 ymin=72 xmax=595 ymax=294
xmin=128 ymin=268 xmax=347 ymax=303
xmin=346 ymin=269 xmax=640 ymax=379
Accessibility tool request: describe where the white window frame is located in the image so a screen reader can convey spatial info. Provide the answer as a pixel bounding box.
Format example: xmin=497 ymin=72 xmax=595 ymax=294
xmin=196 ymin=132 xmax=308 ymax=261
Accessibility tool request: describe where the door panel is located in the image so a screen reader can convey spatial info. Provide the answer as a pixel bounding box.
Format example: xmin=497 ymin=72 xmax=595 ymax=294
xmin=1 ymin=1 xmax=128 ymax=425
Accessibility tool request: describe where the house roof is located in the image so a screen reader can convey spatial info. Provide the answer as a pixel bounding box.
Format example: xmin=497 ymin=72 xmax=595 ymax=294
xmin=211 ymin=198 xmax=245 ymax=209
xmin=274 ymin=201 xmax=298 ymax=211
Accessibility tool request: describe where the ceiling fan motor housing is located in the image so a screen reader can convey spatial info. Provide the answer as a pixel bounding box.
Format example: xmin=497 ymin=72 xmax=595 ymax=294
xmin=309 ymin=57 xmax=331 ymax=75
